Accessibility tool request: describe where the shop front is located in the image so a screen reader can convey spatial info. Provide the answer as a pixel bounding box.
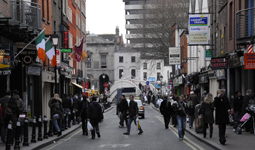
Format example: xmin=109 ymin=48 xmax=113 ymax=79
xmin=199 ymin=73 xmax=209 ymax=95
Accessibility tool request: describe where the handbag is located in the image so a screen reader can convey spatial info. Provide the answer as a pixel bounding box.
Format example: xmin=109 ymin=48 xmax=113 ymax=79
xmin=87 ymin=121 xmax=93 ymax=131
xmin=195 ymin=116 xmax=203 ymax=128
xmin=136 ymin=117 xmax=141 ymax=131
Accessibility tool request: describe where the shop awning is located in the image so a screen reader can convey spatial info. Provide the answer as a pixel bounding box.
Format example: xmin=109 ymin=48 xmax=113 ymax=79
xmin=72 ymin=82 xmax=83 ymax=89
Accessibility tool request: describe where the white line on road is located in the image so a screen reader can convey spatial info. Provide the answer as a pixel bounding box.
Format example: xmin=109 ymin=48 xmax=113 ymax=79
xmin=156 ymin=116 xmax=199 ymax=150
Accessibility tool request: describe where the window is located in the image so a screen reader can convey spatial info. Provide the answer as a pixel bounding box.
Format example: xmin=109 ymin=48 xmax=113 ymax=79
xmin=143 ymin=72 xmax=147 ymax=80
xmin=119 ymin=56 xmax=123 ymax=63
xmin=143 ymin=63 xmax=147 ymax=69
xmin=131 ymin=56 xmax=135 ymax=62
xmin=229 ymin=2 xmax=232 ymax=38
xmin=131 ymin=69 xmax=136 ymax=78
xmin=68 ymin=6 xmax=72 ymax=23
xmin=157 ymin=73 xmax=161 ymax=81
xmin=119 ymin=69 xmax=123 ymax=79
xmin=87 ymin=55 xmax=91 ymax=68
xmin=63 ymin=0 xmax=68 ymax=16
xmin=157 ymin=63 xmax=161 ymax=69
xmin=101 ymin=55 xmax=107 ymax=68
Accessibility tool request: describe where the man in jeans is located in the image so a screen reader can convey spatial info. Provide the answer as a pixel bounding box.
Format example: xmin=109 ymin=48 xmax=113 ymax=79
xmin=123 ymin=95 xmax=143 ymax=135
xmin=176 ymin=95 xmax=187 ymax=140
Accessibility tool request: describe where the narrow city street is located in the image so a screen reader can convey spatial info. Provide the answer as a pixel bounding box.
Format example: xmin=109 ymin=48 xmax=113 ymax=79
xmin=41 ymin=105 xmax=214 ymax=150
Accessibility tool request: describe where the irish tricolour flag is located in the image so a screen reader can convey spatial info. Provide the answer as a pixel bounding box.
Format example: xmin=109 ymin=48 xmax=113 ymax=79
xmin=35 ymin=31 xmax=46 ymax=62
xmin=45 ymin=39 xmax=56 ymax=67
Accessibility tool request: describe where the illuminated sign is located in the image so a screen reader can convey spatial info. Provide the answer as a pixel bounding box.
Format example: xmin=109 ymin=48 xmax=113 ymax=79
xmin=211 ymin=57 xmax=228 ymax=69
xmin=64 ymin=31 xmax=69 ymax=49
xmin=61 ymin=48 xmax=72 ymax=53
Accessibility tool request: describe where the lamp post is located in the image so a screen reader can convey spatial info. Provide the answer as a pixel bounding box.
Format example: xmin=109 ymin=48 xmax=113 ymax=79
xmin=52 ymin=32 xmax=59 ymax=94
xmin=102 ymin=74 xmax=105 ymax=94
xmin=160 ymin=75 xmax=163 ymax=96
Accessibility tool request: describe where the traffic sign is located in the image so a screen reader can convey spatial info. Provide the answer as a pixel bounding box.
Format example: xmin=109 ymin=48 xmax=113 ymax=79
xmin=104 ymin=82 xmax=108 ymax=88
xmin=146 ymin=81 xmax=149 ymax=85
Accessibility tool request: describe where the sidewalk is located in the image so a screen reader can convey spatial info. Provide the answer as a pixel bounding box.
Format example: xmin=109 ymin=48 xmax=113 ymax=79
xmin=0 ymin=106 xmax=113 ymax=150
xmin=152 ymin=105 xmax=255 ymax=150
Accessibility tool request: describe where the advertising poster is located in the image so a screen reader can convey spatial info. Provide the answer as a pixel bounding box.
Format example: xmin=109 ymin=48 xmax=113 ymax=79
xmin=189 ymin=14 xmax=209 ymax=45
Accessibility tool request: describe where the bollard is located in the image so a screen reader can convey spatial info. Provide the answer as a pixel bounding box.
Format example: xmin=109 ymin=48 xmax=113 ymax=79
xmin=14 ymin=118 xmax=21 ymax=150
xmin=23 ymin=117 xmax=29 ymax=146
xmin=6 ymin=121 xmax=13 ymax=150
xmin=43 ymin=116 xmax=48 ymax=139
xmin=62 ymin=113 xmax=66 ymax=131
xmin=38 ymin=116 xmax=43 ymax=141
xmin=48 ymin=119 xmax=53 ymax=137
xmin=31 ymin=116 xmax=37 ymax=143
xmin=68 ymin=110 xmax=71 ymax=127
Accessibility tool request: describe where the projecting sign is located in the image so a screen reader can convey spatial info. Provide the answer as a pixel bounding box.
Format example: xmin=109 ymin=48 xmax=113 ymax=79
xmin=56 ymin=49 xmax=61 ymax=66
xmin=61 ymin=48 xmax=72 ymax=53
xmin=64 ymin=31 xmax=69 ymax=49
xmin=169 ymin=47 xmax=180 ymax=65
xmin=211 ymin=57 xmax=228 ymax=70
xmin=189 ymin=14 xmax=209 ymax=45
xmin=244 ymin=53 xmax=255 ymax=69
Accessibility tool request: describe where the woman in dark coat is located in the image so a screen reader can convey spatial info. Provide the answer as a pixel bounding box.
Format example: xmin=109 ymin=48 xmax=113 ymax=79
xmin=199 ymin=93 xmax=214 ymax=138
xmin=214 ymin=89 xmax=231 ymax=145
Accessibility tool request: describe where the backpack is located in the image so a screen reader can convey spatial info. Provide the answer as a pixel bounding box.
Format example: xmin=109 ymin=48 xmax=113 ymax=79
xmin=4 ymin=106 xmax=13 ymax=120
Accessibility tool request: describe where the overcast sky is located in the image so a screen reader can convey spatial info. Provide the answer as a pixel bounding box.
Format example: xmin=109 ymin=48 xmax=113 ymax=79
xmin=86 ymin=0 xmax=126 ymax=40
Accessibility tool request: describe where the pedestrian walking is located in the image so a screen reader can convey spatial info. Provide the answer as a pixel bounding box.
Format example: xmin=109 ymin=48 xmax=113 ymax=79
xmin=187 ymin=99 xmax=195 ymax=129
xmin=241 ymin=89 xmax=253 ymax=132
xmin=171 ymin=96 xmax=178 ymax=127
xmin=0 ymin=90 xmax=11 ymax=143
xmin=233 ymin=91 xmax=244 ymax=132
xmin=5 ymin=96 xmax=20 ymax=144
xmin=87 ymin=97 xmax=104 ymax=139
xmin=118 ymin=95 xmax=128 ymax=128
xmin=81 ymin=95 xmax=88 ymax=136
xmin=69 ymin=94 xmax=74 ymax=125
xmin=160 ymin=96 xmax=172 ymax=129
xmin=199 ymin=93 xmax=214 ymax=138
xmin=12 ymin=89 xmax=24 ymax=114
xmin=62 ymin=94 xmax=71 ymax=128
xmin=190 ymin=91 xmax=200 ymax=107
xmin=123 ymin=95 xmax=143 ymax=135
xmin=176 ymin=95 xmax=187 ymax=140
xmin=214 ymin=89 xmax=231 ymax=145
xmin=139 ymin=82 xmax=142 ymax=90
xmin=157 ymin=96 xmax=163 ymax=108
xmin=48 ymin=94 xmax=64 ymax=136
xmin=73 ymin=94 xmax=82 ymax=124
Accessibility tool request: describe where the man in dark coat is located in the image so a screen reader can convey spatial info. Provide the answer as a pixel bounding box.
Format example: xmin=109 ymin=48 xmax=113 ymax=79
xmin=80 ymin=95 xmax=88 ymax=136
xmin=62 ymin=94 xmax=71 ymax=128
xmin=190 ymin=91 xmax=200 ymax=107
xmin=160 ymin=96 xmax=172 ymax=129
xmin=118 ymin=95 xmax=128 ymax=128
xmin=123 ymin=95 xmax=143 ymax=135
xmin=214 ymin=89 xmax=231 ymax=145
xmin=87 ymin=97 xmax=104 ymax=139
xmin=73 ymin=94 xmax=82 ymax=124
xmin=0 ymin=90 xmax=11 ymax=142
xmin=12 ymin=90 xmax=24 ymax=114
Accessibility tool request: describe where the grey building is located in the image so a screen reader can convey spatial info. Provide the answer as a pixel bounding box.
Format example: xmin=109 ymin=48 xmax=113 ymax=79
xmin=86 ymin=27 xmax=123 ymax=94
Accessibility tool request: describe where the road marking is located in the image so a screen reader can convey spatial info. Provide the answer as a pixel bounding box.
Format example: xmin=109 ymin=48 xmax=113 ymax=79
xmin=156 ymin=116 xmax=203 ymax=150
xmin=64 ymin=129 xmax=82 ymax=141
xmin=45 ymin=141 xmax=63 ymax=150
xmin=99 ymin=144 xmax=130 ymax=148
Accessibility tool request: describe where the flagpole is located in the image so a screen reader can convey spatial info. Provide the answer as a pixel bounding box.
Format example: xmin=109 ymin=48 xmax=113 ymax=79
xmin=45 ymin=36 xmax=51 ymax=43
xmin=14 ymin=28 xmax=46 ymax=59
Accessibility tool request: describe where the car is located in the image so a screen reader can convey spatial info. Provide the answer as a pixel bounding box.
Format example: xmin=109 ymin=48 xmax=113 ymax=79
xmin=127 ymin=99 xmax=145 ymax=119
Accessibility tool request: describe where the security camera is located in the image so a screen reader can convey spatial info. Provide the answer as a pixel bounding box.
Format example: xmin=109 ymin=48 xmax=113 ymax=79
xmin=246 ymin=41 xmax=251 ymax=44
xmin=182 ymin=74 xmax=186 ymax=78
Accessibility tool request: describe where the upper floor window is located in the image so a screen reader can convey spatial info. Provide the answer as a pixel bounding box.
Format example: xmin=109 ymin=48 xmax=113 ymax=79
xmin=119 ymin=69 xmax=123 ymax=79
xmin=157 ymin=72 xmax=161 ymax=81
xmin=101 ymin=55 xmax=107 ymax=68
xmin=143 ymin=72 xmax=147 ymax=80
xmin=131 ymin=56 xmax=135 ymax=62
xmin=143 ymin=63 xmax=147 ymax=69
xmin=86 ymin=55 xmax=91 ymax=68
xmin=119 ymin=56 xmax=123 ymax=63
xmin=131 ymin=69 xmax=136 ymax=78
xmin=157 ymin=63 xmax=161 ymax=69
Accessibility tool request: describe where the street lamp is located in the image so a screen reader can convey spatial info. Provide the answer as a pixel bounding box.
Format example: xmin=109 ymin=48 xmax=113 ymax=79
xmin=52 ymin=32 xmax=59 ymax=94
xmin=160 ymin=75 xmax=163 ymax=96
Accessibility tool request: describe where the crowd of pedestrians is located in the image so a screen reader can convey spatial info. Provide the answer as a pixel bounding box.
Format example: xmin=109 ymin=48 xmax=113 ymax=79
xmin=155 ymin=88 xmax=255 ymax=145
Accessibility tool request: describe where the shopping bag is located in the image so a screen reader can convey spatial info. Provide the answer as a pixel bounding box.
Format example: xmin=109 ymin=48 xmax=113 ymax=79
xmin=136 ymin=117 xmax=141 ymax=131
xmin=87 ymin=121 xmax=93 ymax=131
xmin=240 ymin=113 xmax=250 ymax=122
xmin=195 ymin=116 xmax=203 ymax=128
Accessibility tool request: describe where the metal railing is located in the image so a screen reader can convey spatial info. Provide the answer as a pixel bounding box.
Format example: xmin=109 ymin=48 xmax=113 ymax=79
xmin=236 ymin=7 xmax=255 ymax=39
xmin=11 ymin=0 xmax=42 ymax=30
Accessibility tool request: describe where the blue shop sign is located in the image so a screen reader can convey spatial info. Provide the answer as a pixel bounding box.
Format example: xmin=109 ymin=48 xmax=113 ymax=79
xmin=148 ymin=77 xmax=156 ymax=82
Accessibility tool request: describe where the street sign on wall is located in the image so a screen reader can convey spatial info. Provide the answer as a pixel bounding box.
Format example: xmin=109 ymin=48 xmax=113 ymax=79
xmin=169 ymin=47 xmax=180 ymax=65
xmin=56 ymin=49 xmax=61 ymax=66
xmin=189 ymin=14 xmax=209 ymax=45
xmin=244 ymin=53 xmax=255 ymax=69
